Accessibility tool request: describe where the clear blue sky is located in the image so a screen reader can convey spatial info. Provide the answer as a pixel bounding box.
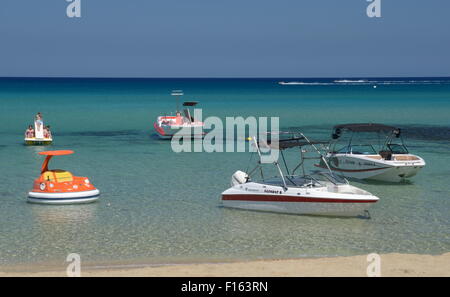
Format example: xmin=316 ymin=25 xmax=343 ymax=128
xmin=0 ymin=0 xmax=449 ymax=77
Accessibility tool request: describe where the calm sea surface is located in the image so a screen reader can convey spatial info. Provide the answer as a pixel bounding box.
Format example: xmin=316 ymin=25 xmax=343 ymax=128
xmin=0 ymin=78 xmax=449 ymax=267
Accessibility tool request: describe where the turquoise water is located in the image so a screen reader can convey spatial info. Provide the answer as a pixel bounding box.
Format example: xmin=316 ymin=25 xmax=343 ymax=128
xmin=0 ymin=78 xmax=449 ymax=268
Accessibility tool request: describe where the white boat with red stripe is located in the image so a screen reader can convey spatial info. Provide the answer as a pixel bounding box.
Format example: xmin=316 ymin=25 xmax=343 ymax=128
xmin=221 ymin=132 xmax=379 ymax=217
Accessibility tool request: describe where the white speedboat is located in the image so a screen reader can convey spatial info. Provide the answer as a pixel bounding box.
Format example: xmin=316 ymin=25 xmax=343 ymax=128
xmin=153 ymin=90 xmax=205 ymax=139
xmin=221 ymin=132 xmax=379 ymax=217
xmin=316 ymin=123 xmax=425 ymax=182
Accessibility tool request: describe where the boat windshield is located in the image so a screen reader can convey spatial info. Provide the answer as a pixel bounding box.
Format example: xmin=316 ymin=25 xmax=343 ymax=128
xmin=262 ymin=172 xmax=347 ymax=188
xmin=336 ymin=145 xmax=377 ymax=155
xmin=336 ymin=146 xmax=350 ymax=153
xmin=308 ymin=171 xmax=348 ymax=185
xmin=350 ymin=144 xmax=377 ymax=155
xmin=387 ymin=143 xmax=409 ymax=154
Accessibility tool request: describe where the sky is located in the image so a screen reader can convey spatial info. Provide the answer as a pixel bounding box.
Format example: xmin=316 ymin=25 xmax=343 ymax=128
xmin=0 ymin=0 xmax=449 ymax=78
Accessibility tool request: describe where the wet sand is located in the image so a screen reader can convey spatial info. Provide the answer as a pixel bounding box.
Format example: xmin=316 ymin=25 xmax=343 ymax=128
xmin=1 ymin=253 xmax=449 ymax=277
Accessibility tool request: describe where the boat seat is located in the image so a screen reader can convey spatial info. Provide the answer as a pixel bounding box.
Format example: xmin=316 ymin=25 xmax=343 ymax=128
xmin=379 ymin=151 xmax=392 ymax=160
xmin=41 ymin=170 xmax=73 ymax=182
xmin=394 ymin=155 xmax=420 ymax=161
xmin=366 ymin=155 xmax=383 ymax=160
xmin=42 ymin=171 xmax=56 ymax=182
xmin=53 ymin=170 xmax=73 ymax=182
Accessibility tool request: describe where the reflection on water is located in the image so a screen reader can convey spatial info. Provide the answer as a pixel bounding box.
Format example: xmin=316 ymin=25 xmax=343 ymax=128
xmin=30 ymin=204 xmax=97 ymax=226
xmin=26 ymin=145 xmax=48 ymax=155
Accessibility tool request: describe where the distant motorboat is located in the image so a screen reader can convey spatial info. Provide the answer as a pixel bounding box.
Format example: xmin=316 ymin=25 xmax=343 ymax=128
xmin=153 ymin=90 xmax=206 ymax=139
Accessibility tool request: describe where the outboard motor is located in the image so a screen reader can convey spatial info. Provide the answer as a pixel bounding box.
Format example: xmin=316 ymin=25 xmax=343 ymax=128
xmin=231 ymin=170 xmax=249 ymax=186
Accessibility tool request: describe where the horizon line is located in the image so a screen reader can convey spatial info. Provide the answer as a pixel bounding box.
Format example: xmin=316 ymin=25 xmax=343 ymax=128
xmin=1 ymin=75 xmax=450 ymax=80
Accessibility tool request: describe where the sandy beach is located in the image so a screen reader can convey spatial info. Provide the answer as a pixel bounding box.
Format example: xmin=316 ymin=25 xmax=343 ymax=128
xmin=1 ymin=253 xmax=449 ymax=277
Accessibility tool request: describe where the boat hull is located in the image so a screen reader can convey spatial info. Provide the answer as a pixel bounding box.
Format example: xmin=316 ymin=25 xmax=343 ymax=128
xmin=153 ymin=122 xmax=205 ymax=139
xmin=27 ymin=189 xmax=100 ymax=205
xmin=320 ymin=154 xmax=425 ymax=182
xmin=24 ymin=138 xmax=52 ymax=146
xmin=221 ymin=186 xmax=378 ymax=217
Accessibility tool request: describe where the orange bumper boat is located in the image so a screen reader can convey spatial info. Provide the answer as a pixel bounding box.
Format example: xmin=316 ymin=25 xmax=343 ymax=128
xmin=27 ymin=150 xmax=100 ymax=204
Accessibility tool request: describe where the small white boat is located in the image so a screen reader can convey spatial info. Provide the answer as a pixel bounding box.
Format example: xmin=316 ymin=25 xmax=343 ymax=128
xmin=24 ymin=119 xmax=53 ymax=145
xmin=221 ymin=132 xmax=379 ymax=217
xmin=317 ymin=123 xmax=426 ymax=182
xmin=153 ymin=90 xmax=205 ymax=139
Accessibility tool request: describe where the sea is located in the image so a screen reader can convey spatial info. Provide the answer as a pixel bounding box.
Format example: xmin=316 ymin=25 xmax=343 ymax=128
xmin=0 ymin=77 xmax=449 ymax=269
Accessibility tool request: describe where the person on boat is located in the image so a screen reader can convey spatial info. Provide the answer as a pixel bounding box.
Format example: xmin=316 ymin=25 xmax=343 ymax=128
xmin=35 ymin=112 xmax=43 ymax=131
xmin=44 ymin=125 xmax=52 ymax=139
xmin=25 ymin=125 xmax=34 ymax=138
xmin=175 ymin=111 xmax=183 ymax=125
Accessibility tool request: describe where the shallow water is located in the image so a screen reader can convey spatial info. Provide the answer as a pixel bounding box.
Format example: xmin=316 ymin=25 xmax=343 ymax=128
xmin=0 ymin=78 xmax=449 ymax=267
